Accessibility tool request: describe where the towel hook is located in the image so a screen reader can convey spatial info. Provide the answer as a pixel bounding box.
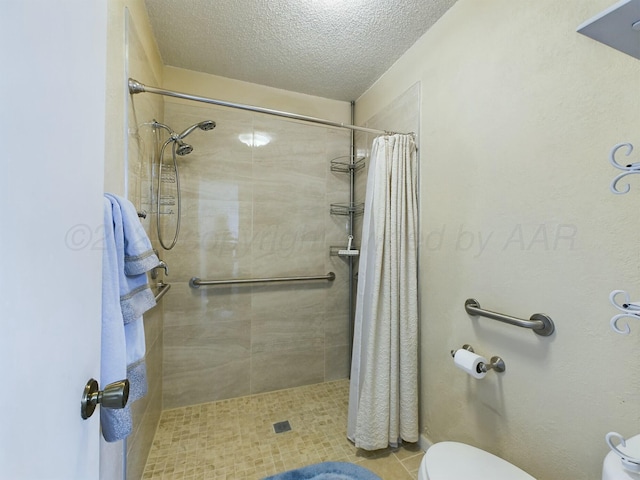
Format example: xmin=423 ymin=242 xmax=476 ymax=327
xmin=609 ymin=143 xmax=640 ymax=194
xmin=609 ymin=290 xmax=640 ymax=335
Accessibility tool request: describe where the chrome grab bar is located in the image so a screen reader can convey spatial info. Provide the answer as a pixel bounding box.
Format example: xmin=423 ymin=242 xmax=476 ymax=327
xmin=464 ymin=298 xmax=555 ymax=336
xmin=190 ymin=272 xmax=336 ymax=288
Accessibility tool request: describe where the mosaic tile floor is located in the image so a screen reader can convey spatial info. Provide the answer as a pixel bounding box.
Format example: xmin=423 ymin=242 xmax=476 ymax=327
xmin=142 ymin=379 xmax=423 ymax=479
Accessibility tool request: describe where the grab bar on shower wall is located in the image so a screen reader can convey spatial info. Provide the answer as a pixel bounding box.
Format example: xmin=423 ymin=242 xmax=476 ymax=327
xmin=464 ymin=298 xmax=555 ymax=336
xmin=189 ymin=272 xmax=336 ymax=288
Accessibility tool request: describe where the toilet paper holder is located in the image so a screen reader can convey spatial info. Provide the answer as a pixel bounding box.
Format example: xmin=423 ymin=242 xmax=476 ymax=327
xmin=450 ymin=344 xmax=506 ymax=373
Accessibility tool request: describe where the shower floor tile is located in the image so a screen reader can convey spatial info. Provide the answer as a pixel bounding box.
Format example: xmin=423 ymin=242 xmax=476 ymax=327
xmin=141 ymin=379 xmax=422 ymax=479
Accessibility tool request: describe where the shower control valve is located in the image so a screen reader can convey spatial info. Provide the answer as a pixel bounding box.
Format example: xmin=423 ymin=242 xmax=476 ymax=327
xmin=151 ymin=261 xmax=169 ymax=279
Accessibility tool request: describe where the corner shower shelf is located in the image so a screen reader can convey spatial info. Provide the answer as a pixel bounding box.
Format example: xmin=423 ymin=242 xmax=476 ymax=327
xmin=330 ymin=203 xmax=364 ymax=216
xmin=330 ymin=156 xmax=365 ymax=173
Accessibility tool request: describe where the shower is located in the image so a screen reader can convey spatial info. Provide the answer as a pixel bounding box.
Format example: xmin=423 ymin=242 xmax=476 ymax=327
xmin=153 ymin=119 xmax=216 ymax=249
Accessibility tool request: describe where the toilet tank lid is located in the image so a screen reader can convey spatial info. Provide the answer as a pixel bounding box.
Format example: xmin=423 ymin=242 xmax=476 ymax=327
xmin=424 ymin=441 xmax=536 ymax=480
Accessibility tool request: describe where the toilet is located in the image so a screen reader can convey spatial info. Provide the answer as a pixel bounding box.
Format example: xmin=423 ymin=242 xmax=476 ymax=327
xmin=603 ymin=433 xmax=640 ymax=480
xmin=418 ymin=441 xmax=536 ymax=480
xmin=420 ymin=438 xmax=640 ymax=479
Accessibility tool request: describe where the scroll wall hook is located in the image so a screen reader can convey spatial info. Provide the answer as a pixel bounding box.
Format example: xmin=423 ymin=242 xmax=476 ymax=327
xmin=609 ymin=143 xmax=640 ymax=194
xmin=607 ymin=142 xmax=640 ymax=335
xmin=609 ymin=290 xmax=640 ymax=335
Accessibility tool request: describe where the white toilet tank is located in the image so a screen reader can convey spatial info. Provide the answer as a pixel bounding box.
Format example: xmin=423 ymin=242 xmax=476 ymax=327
xmin=419 ymin=442 xmax=536 ymax=480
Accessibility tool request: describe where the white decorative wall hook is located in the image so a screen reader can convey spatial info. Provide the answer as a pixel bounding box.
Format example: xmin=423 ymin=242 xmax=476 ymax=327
xmin=609 ymin=290 xmax=640 ymax=335
xmin=609 ymin=143 xmax=640 ymax=194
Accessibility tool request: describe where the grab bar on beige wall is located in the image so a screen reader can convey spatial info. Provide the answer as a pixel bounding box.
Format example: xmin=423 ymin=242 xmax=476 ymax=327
xmin=464 ymin=298 xmax=555 ymax=336
xmin=189 ymin=272 xmax=336 ymax=288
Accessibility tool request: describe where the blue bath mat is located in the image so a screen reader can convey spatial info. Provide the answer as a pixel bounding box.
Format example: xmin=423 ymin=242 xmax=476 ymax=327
xmin=262 ymin=461 xmax=381 ymax=480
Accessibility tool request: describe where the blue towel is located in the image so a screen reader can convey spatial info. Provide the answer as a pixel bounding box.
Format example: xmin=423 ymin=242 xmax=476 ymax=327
xmin=104 ymin=193 xmax=158 ymax=323
xmin=101 ymin=194 xmax=159 ymax=442
xmin=100 ymin=197 xmax=129 ymax=442
xmin=262 ymin=462 xmax=381 ymax=480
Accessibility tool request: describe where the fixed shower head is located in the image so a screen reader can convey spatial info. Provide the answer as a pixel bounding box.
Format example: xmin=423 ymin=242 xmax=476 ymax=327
xmin=175 ymin=139 xmax=193 ymax=156
xmin=177 ymin=120 xmax=216 ymax=139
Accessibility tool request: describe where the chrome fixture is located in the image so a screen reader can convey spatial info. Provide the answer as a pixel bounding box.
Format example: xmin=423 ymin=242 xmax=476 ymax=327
xmin=153 ymin=282 xmax=171 ymax=303
xmin=151 ymin=118 xmax=216 ymax=250
xmin=178 ymin=120 xmax=216 ymax=139
xmin=450 ymin=344 xmax=506 ymax=374
xmin=150 ymin=260 xmax=169 ymax=279
xmin=129 ymin=78 xmax=410 ymax=136
xmin=464 ymin=298 xmax=555 ymax=336
xmin=190 ymin=272 xmax=336 ymax=288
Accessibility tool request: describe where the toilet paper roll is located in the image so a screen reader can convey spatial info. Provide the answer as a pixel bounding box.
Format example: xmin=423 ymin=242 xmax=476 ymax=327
xmin=454 ymin=349 xmax=487 ymax=379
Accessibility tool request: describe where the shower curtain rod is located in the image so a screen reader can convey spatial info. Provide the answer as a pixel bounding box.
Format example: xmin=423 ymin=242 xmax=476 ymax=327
xmin=128 ymin=78 xmax=406 ymax=136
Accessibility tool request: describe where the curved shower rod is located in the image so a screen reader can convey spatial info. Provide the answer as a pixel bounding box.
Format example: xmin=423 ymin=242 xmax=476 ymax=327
xmin=128 ymin=78 xmax=411 ymax=137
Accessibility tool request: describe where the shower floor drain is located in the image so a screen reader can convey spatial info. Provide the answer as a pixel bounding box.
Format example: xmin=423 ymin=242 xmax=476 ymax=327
xmin=273 ymin=420 xmax=292 ymax=434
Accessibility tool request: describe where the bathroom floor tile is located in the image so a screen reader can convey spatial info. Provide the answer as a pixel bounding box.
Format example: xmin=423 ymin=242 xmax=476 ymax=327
xmin=399 ymin=452 xmax=424 ymax=478
xmin=142 ymin=379 xmax=421 ymax=479
xmin=356 ymin=453 xmax=415 ymax=480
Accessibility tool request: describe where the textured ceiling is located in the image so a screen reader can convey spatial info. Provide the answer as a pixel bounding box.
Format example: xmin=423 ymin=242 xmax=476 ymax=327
xmin=144 ymin=0 xmax=458 ymax=101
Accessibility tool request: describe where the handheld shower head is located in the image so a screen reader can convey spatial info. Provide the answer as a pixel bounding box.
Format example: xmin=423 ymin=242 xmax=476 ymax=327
xmin=155 ymin=119 xmax=214 ymax=157
xmin=178 ymin=120 xmax=216 ymax=139
xmin=175 ymin=139 xmax=193 ymax=156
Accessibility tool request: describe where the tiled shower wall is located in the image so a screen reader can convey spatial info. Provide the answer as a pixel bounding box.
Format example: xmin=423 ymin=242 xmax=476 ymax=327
xmin=160 ymin=100 xmax=353 ymax=409
xmin=125 ymin=11 xmax=165 ymax=480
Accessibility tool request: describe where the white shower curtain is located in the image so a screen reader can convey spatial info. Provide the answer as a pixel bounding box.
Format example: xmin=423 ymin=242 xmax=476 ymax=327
xmin=347 ymin=133 xmax=419 ymax=451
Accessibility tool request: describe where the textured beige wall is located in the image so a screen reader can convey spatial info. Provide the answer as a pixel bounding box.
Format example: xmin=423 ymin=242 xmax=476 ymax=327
xmin=163 ymin=66 xmax=352 ymax=124
xmin=356 ymin=1 xmax=640 ymax=479
xmin=105 ymin=0 xmax=164 ymax=195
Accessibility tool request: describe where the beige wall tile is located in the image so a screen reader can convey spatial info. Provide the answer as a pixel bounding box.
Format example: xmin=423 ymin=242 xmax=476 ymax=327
xmin=251 ymin=344 xmax=325 ymax=394
xmin=160 ymin=89 xmax=353 ymax=407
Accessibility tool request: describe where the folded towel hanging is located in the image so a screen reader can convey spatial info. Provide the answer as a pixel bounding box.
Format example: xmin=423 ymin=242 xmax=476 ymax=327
xmin=101 ymin=193 xmax=160 ymax=442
